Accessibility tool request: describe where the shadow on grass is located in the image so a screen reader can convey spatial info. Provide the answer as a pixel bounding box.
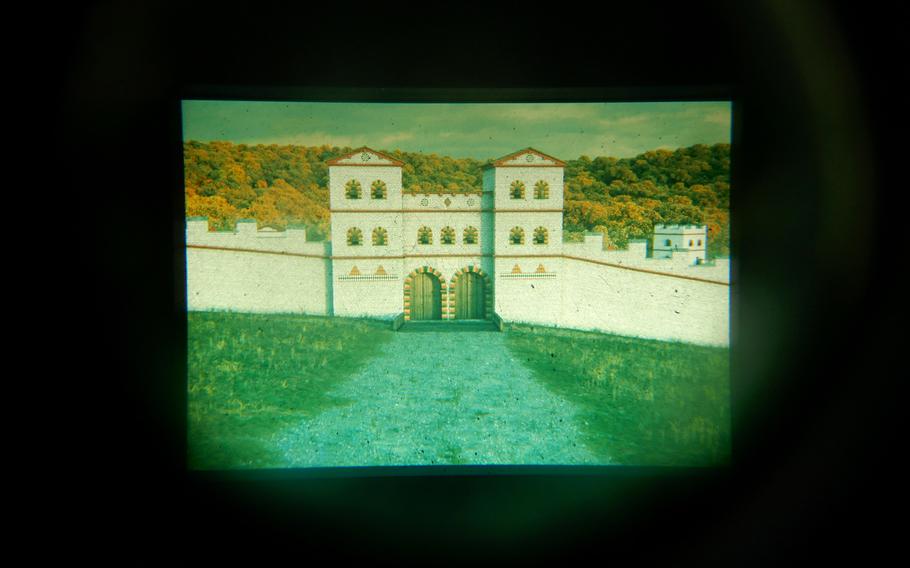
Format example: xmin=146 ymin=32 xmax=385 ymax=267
xmin=187 ymin=311 xmax=393 ymax=470
xmin=504 ymin=324 xmax=730 ymax=466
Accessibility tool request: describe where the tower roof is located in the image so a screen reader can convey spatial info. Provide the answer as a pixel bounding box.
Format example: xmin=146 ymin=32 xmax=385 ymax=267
xmin=483 ymin=147 xmax=566 ymax=169
xmin=326 ymin=146 xmax=405 ymax=167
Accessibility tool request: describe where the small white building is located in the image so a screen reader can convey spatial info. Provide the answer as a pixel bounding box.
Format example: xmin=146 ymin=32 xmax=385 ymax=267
xmin=651 ymin=224 xmax=707 ymax=263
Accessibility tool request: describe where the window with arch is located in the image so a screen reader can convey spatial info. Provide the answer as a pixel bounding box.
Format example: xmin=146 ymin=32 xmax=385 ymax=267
xmin=371 ymin=180 xmax=387 ymax=199
xmin=417 ymin=226 xmax=433 ymax=245
xmin=509 ymin=227 xmax=525 ymax=245
xmin=533 ymin=226 xmax=549 ymax=245
xmin=463 ymin=226 xmax=478 ymax=245
xmin=534 ymin=180 xmax=549 ymax=199
xmin=440 ymin=226 xmax=455 ymax=245
xmin=510 ymin=180 xmax=525 ymax=199
xmin=345 ymin=180 xmax=362 ymax=199
xmin=347 ymin=227 xmax=363 ymax=246
xmin=372 ymin=227 xmax=388 ymax=246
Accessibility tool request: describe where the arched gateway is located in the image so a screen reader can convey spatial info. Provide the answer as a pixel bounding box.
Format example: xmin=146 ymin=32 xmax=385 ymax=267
xmin=404 ymin=267 xmax=444 ymax=321
xmin=450 ymin=266 xmax=492 ymax=321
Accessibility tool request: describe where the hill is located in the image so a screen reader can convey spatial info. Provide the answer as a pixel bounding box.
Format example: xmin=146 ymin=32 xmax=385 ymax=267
xmin=183 ymin=141 xmax=730 ymax=256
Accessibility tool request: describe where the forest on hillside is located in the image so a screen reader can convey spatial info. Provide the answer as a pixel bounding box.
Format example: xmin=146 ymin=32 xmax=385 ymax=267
xmin=184 ymin=141 xmax=730 ymax=256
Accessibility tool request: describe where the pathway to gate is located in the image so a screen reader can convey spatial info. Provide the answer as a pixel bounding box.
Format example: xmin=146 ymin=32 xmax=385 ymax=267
xmin=274 ymin=330 xmax=608 ymax=467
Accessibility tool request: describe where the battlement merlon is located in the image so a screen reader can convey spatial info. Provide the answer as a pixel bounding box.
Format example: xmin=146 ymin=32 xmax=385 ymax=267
xmin=185 ymin=217 xmax=308 ymax=241
xmin=654 ymin=223 xmax=707 ymax=234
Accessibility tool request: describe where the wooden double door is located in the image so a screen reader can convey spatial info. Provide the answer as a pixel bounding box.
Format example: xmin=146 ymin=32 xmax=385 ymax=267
xmin=410 ymin=272 xmax=442 ymax=320
xmin=409 ymin=271 xmax=486 ymax=321
xmin=455 ymin=272 xmax=485 ymax=320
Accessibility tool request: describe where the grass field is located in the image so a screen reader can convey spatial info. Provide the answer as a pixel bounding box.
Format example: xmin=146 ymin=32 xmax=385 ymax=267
xmin=187 ymin=311 xmax=393 ymax=469
xmin=503 ymin=324 xmax=731 ymax=466
xmin=188 ymin=312 xmax=730 ymax=469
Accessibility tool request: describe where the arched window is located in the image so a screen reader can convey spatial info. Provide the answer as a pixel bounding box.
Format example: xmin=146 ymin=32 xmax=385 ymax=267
xmin=533 ymin=226 xmax=549 ymax=245
xmin=463 ymin=226 xmax=478 ymax=245
xmin=440 ymin=226 xmax=455 ymax=245
xmin=372 ymin=227 xmax=388 ymax=246
xmin=510 ymin=180 xmax=525 ymax=199
xmin=345 ymin=180 xmax=362 ymax=199
xmin=509 ymin=227 xmax=525 ymax=245
xmin=664 ymin=239 xmax=672 ymax=246
xmin=347 ymin=227 xmax=363 ymax=246
xmin=371 ymin=180 xmax=387 ymax=199
xmin=534 ymin=180 xmax=549 ymax=199
xmin=418 ymin=226 xmax=433 ymax=245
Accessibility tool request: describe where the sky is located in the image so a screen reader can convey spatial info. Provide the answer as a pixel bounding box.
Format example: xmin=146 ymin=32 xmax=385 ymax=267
xmin=182 ymin=100 xmax=731 ymax=161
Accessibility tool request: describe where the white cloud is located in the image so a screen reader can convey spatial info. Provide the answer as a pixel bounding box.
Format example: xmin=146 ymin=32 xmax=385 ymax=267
xmin=378 ymin=132 xmax=416 ymax=146
xmin=595 ymin=114 xmax=652 ymax=129
xmin=703 ymin=110 xmax=731 ymax=125
xmin=450 ymin=104 xmax=601 ymax=124
xmin=244 ymin=131 xmax=358 ymax=147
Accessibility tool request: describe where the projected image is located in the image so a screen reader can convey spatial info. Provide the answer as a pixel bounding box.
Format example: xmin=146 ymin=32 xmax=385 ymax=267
xmin=183 ymin=100 xmax=732 ymax=470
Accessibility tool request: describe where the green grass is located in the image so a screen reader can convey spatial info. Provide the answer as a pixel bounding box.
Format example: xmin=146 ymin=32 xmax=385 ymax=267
xmin=187 ymin=311 xmax=393 ymax=470
xmin=504 ymin=324 xmax=730 ymax=466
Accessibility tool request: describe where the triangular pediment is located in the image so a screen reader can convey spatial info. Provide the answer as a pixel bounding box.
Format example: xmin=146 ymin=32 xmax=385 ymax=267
xmin=487 ymin=148 xmax=566 ymax=168
xmin=326 ymin=147 xmax=405 ymax=167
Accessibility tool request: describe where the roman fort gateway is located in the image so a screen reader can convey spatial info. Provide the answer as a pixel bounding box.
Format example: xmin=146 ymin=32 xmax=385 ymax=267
xmin=186 ymin=147 xmax=730 ymax=346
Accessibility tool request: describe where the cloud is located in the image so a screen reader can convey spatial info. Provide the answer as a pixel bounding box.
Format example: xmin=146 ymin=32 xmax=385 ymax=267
xmin=378 ymin=132 xmax=416 ymax=146
xmin=502 ymin=105 xmax=601 ymax=122
xmin=243 ymin=131 xmax=358 ymax=147
xmin=186 ymin=100 xmax=732 ymax=160
xmin=703 ymin=110 xmax=731 ymax=125
xmin=596 ymin=114 xmax=652 ymax=128
xmin=444 ymin=104 xmax=601 ymax=124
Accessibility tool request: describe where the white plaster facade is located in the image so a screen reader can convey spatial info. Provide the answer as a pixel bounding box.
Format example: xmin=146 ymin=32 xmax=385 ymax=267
xmin=185 ymin=147 xmax=731 ymax=346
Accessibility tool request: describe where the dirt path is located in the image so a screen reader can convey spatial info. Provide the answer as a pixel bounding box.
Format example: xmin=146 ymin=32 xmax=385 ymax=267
xmin=274 ymin=331 xmax=608 ymax=467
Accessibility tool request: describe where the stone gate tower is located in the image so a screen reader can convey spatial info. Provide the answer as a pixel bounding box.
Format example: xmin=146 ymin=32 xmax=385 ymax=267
xmin=327 ymin=147 xmax=406 ymax=317
xmin=483 ymin=148 xmax=566 ymax=321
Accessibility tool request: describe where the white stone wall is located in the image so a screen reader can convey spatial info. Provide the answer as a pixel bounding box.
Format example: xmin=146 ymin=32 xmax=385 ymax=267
xmin=331 ymin=258 xmax=404 ymax=318
xmin=185 ymin=149 xmax=730 ymax=346
xmin=559 ymin=258 xmax=730 ymax=346
xmin=491 ymin=166 xmax=564 ymax=211
xmin=399 ymin=194 xmax=493 ymax=254
xmin=494 ymin=211 xmax=564 ymax=255
xmin=186 ymin=252 xmax=330 ymax=315
xmin=328 ymin=165 xmax=402 ymax=211
xmin=402 ymin=211 xmax=490 ymax=256
xmin=186 ymin=220 xmax=331 ymax=314
xmin=401 ymin=193 xmax=492 ymax=211
xmin=494 ymin=257 xmax=564 ymax=326
xmin=187 ymin=219 xmax=315 ymax=254
xmin=331 ymin=211 xmax=403 ymax=257
xmin=185 ymin=220 xmax=730 ymax=345
xmin=563 ymin=236 xmax=728 ymax=285
xmin=331 ymin=255 xmax=497 ymax=320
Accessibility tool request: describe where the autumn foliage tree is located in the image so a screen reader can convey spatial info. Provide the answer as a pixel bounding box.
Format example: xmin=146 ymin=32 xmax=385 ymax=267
xmin=183 ymin=141 xmax=731 ymax=257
